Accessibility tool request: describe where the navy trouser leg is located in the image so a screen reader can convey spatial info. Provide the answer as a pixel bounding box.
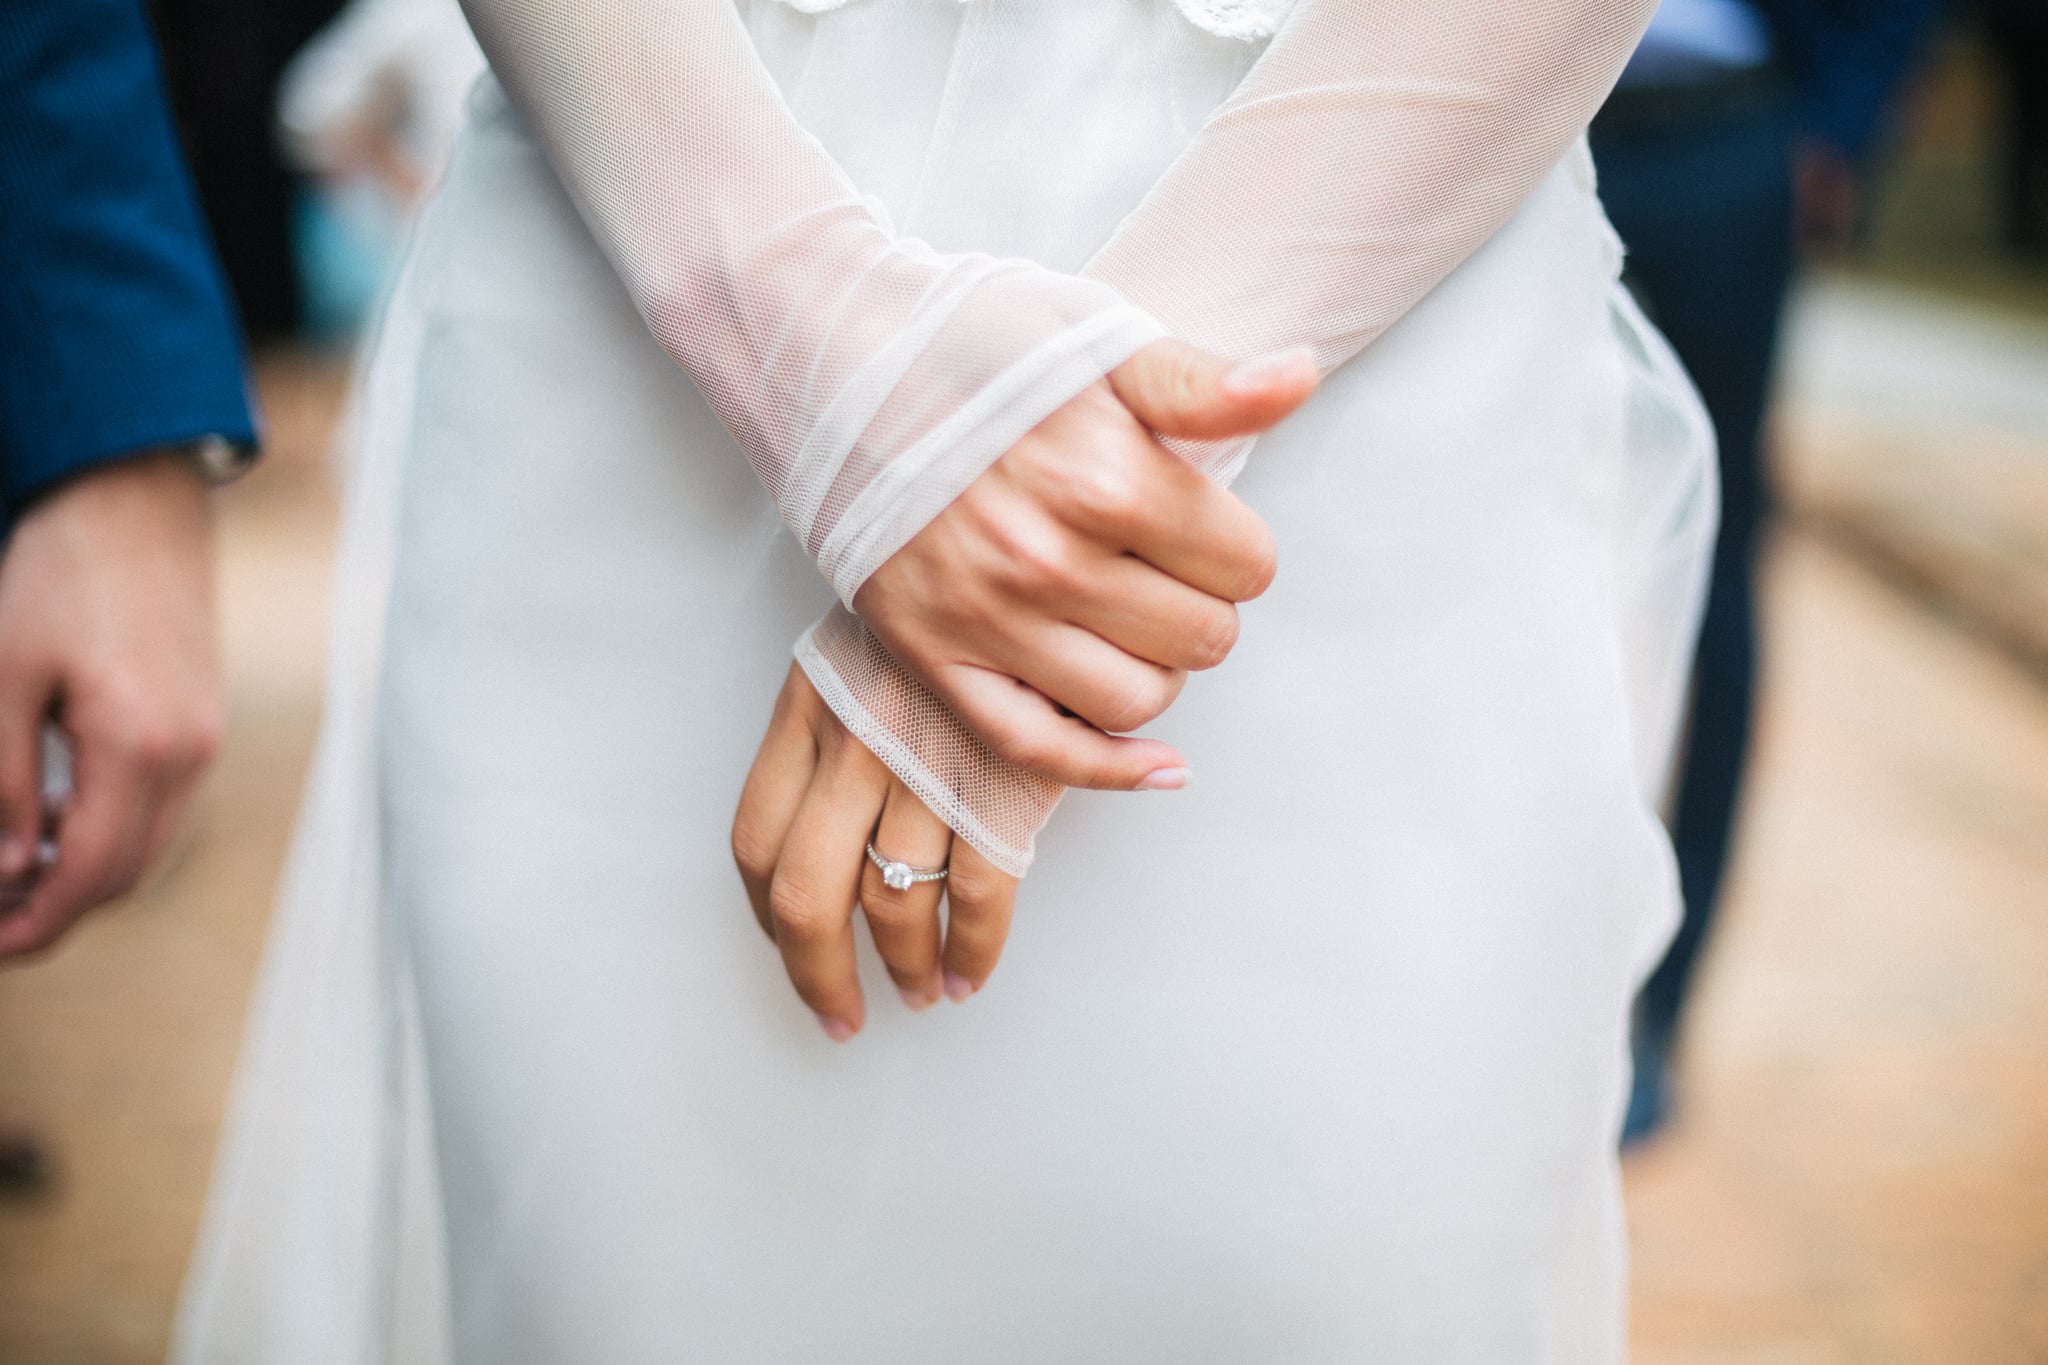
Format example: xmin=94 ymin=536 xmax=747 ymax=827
xmin=1593 ymin=104 xmax=1797 ymax=1060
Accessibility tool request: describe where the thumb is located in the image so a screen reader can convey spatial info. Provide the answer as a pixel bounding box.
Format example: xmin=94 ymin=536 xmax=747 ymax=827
xmin=1108 ymin=339 xmax=1318 ymax=442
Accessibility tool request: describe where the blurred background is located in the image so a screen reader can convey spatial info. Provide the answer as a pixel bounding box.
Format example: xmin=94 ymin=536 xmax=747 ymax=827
xmin=1 ymin=2 xmax=2045 ymax=1361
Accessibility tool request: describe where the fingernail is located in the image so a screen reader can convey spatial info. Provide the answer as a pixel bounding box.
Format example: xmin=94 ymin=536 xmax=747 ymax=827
xmin=943 ymin=972 xmax=976 ymax=1003
xmin=1139 ymin=767 xmax=1192 ymax=791
xmin=1223 ymin=347 xmax=1315 ymax=396
xmin=0 ymin=838 xmax=24 ymax=879
xmin=897 ymin=983 xmax=940 ymax=1013
xmin=817 ymin=1016 xmax=856 ymax=1042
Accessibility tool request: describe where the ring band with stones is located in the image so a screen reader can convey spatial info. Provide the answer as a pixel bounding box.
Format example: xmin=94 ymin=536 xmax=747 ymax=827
xmin=866 ymin=843 xmax=949 ymax=892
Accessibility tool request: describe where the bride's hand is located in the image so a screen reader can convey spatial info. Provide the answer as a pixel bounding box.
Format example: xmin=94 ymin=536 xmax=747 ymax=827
xmin=853 ymin=339 xmax=1316 ymax=792
xmin=734 ymin=664 xmax=1016 ymax=1040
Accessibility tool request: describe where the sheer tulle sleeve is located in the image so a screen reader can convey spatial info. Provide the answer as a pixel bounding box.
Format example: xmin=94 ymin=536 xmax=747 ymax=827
xmin=1088 ymin=0 xmax=1658 ymax=480
xmin=803 ymin=0 xmax=1660 ymax=875
xmin=460 ymin=0 xmax=1656 ymax=877
xmin=456 ymin=0 xmax=1164 ymax=608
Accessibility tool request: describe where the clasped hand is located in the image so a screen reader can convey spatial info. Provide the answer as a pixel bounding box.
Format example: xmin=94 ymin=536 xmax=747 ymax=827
xmin=733 ymin=340 xmax=1315 ymax=1038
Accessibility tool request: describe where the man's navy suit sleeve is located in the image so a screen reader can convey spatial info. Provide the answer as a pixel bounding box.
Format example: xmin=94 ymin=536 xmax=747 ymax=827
xmin=0 ymin=0 xmax=257 ymax=518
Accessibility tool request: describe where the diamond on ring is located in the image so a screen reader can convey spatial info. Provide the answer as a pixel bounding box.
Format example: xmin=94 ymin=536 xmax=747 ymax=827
xmin=866 ymin=843 xmax=947 ymax=891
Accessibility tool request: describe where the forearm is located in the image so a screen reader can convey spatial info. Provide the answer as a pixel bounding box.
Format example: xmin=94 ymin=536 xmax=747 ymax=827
xmin=797 ymin=607 xmax=1062 ymax=876
xmin=459 ymin=0 xmax=1159 ymax=604
xmin=1087 ymin=0 xmax=1657 ymax=479
xmin=843 ymin=0 xmax=1665 ymax=872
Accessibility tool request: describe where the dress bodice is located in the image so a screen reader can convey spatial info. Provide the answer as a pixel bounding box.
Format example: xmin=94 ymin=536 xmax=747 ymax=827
xmin=731 ymin=0 xmax=1268 ymax=270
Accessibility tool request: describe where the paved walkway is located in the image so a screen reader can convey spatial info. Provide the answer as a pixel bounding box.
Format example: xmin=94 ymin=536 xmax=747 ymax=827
xmin=1780 ymin=277 xmax=2048 ymax=675
xmin=0 ymin=283 xmax=2043 ymax=1361
xmin=1623 ymin=277 xmax=2048 ymax=1362
xmin=1627 ymin=533 xmax=2048 ymax=1362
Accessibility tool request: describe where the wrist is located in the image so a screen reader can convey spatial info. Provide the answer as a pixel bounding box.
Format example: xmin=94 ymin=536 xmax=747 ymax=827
xmin=15 ymin=449 xmax=214 ymax=551
xmin=75 ymin=447 xmax=213 ymax=507
xmin=8 ymin=431 xmax=248 ymax=529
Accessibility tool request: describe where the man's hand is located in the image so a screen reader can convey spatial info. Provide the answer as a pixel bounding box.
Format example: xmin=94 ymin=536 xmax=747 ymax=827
xmin=0 ymin=453 xmax=222 ymax=957
xmin=853 ymin=339 xmax=1316 ymax=790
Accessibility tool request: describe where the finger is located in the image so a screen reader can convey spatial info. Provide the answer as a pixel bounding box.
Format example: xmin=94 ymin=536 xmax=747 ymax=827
xmin=997 ymin=394 xmax=1277 ymax=605
xmin=733 ymin=668 xmax=823 ymax=939
xmin=1003 ymin=620 xmax=1186 ymax=735
xmin=938 ymin=840 xmax=1019 ymax=1002
xmin=0 ymin=733 xmax=157 ymax=958
xmin=943 ymin=665 xmax=1190 ymax=792
xmin=32 ymin=793 xmax=62 ymax=881
xmin=0 ymin=665 xmax=49 ymax=883
xmin=1057 ymin=551 xmax=1242 ymax=673
xmin=1126 ymin=445 xmax=1280 ymax=604
xmin=859 ymin=781 xmax=950 ymax=1011
xmin=1109 ymin=339 xmax=1318 ymax=442
xmin=129 ymin=720 xmax=210 ymax=888
xmin=0 ymin=802 xmax=41 ymax=913
xmin=1069 ymin=434 xmax=1279 ymax=605
xmin=768 ymin=733 xmax=890 ymax=1040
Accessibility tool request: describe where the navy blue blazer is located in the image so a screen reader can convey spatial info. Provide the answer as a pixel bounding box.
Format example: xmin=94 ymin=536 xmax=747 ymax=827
xmin=0 ymin=0 xmax=256 ymax=527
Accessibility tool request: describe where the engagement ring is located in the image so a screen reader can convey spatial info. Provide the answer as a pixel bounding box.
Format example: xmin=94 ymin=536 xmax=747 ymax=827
xmin=866 ymin=843 xmax=948 ymax=892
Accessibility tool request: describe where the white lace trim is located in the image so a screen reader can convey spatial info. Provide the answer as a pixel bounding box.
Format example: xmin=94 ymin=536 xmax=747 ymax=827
xmin=1166 ymin=0 xmax=1293 ymax=38
xmin=766 ymin=0 xmax=1293 ymax=41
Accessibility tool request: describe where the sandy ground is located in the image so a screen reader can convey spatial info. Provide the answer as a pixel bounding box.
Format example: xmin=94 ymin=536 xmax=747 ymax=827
xmin=0 ymin=281 xmax=2043 ymax=1363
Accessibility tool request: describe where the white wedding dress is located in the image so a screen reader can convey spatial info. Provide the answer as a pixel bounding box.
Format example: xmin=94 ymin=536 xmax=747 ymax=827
xmin=175 ymin=1 xmax=1715 ymax=1361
